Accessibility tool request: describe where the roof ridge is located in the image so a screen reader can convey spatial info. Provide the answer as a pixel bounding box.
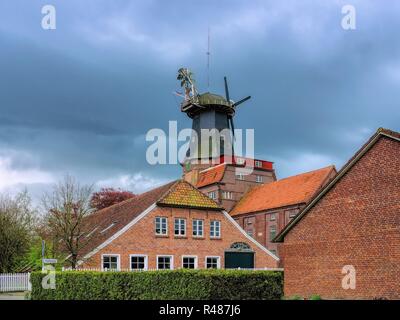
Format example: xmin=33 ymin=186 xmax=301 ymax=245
xmin=90 ymin=180 xmax=176 ymax=216
xmin=276 ymin=165 xmax=335 ymax=182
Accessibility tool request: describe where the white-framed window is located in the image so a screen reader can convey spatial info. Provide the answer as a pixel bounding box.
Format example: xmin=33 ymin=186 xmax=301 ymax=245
xmin=270 ymin=213 xmax=276 ymax=221
xmin=157 ymin=255 xmax=174 ymax=270
xmin=205 ymin=256 xmax=220 ymax=269
xmin=255 ymin=160 xmax=262 ymax=168
xmin=174 ymin=218 xmax=186 ymax=236
xmin=235 ymin=173 xmax=245 ymax=181
xmin=222 ymin=191 xmax=233 ymax=200
xmin=236 ymin=157 xmax=245 ymax=165
xmin=182 ymin=256 xmax=197 ymax=269
xmin=192 ymin=219 xmax=204 ymax=237
xmin=155 ymin=217 xmax=168 ymax=235
xmin=210 ymin=220 xmax=221 ymax=238
xmin=256 ymin=175 xmax=263 ymax=183
xmin=102 ymin=254 xmax=120 ymax=271
xmin=129 ymin=255 xmax=148 ymax=271
xmin=208 ymin=191 xmax=217 ymax=200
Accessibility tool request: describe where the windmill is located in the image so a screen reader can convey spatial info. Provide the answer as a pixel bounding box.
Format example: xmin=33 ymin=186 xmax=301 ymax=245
xmin=177 ymin=68 xmax=251 ymax=164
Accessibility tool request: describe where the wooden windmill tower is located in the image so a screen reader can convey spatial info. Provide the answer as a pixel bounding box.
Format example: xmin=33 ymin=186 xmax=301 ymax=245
xmin=177 ymin=68 xmax=251 ymax=177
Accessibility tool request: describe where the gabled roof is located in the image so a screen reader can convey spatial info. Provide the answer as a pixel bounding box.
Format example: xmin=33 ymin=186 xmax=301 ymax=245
xmin=196 ymin=164 xmax=227 ymax=188
xmin=78 ymin=180 xmax=221 ymax=261
xmin=230 ymin=165 xmax=336 ymax=216
xmin=157 ymin=180 xmax=222 ymax=210
xmin=273 ymin=127 xmax=400 ymax=242
xmin=79 ymin=181 xmax=176 ymax=259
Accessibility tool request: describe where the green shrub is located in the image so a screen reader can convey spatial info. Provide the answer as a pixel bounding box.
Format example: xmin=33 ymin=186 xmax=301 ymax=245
xmin=31 ymin=269 xmax=283 ymax=300
xmin=309 ymin=294 xmax=322 ymax=300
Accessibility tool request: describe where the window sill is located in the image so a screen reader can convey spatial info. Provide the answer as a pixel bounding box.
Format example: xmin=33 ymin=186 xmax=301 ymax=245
xmin=210 ymin=237 xmax=222 ymax=240
xmin=155 ymin=234 xmax=169 ymax=238
xmin=192 ymin=236 xmax=205 ymax=240
xmin=174 ymin=235 xmax=187 ymax=239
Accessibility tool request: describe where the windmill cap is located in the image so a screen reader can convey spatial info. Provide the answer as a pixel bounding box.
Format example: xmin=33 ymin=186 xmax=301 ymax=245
xmin=198 ymin=92 xmax=231 ymax=107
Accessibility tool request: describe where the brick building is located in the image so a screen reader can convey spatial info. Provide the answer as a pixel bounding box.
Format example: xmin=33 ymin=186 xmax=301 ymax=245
xmin=274 ymin=128 xmax=400 ymax=299
xmin=78 ymin=180 xmax=279 ymax=270
xmin=230 ymin=166 xmax=336 ymax=257
xmin=186 ymin=155 xmax=276 ymax=211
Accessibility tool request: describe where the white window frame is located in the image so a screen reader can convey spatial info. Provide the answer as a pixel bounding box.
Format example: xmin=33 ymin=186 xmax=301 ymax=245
xmin=205 ymin=256 xmax=221 ymax=269
xmin=208 ymin=191 xmax=217 ymax=200
xmin=155 ymin=216 xmax=168 ymax=236
xmin=129 ymin=254 xmax=148 ymax=271
xmin=156 ymin=255 xmax=174 ymax=270
xmin=222 ymin=191 xmax=233 ymax=200
xmin=181 ymin=255 xmax=198 ymax=269
xmin=256 ymin=175 xmax=263 ymax=183
xmin=270 ymin=213 xmax=276 ymax=221
xmin=192 ymin=219 xmax=204 ymax=237
xmin=101 ymin=254 xmax=120 ymax=271
xmin=174 ymin=218 xmax=186 ymax=236
xmin=255 ymin=160 xmax=262 ymax=168
xmin=236 ymin=157 xmax=245 ymax=165
xmin=235 ymin=173 xmax=245 ymax=181
xmin=210 ymin=220 xmax=221 ymax=238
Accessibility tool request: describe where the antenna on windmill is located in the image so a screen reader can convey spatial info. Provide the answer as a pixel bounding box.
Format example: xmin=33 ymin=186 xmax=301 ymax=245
xmin=206 ymin=26 xmax=210 ymax=90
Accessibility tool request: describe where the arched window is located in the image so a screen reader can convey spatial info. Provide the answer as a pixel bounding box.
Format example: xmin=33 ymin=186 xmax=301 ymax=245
xmin=230 ymin=242 xmax=251 ymax=251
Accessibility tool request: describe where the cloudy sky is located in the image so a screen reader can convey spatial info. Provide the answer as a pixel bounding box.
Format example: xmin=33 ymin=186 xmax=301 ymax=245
xmin=0 ymin=0 xmax=399 ymax=202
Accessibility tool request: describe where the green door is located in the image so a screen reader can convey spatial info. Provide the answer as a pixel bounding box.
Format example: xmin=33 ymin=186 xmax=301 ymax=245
xmin=224 ymin=251 xmax=254 ymax=269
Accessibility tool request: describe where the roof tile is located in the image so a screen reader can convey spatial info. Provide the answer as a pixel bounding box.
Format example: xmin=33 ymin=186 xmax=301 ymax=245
xmin=230 ymin=165 xmax=336 ymax=216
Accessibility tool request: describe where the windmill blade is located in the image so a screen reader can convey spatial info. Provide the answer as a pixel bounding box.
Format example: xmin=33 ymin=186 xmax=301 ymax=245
xmin=232 ymin=96 xmax=251 ymax=108
xmin=228 ymin=116 xmax=235 ymax=139
xmin=224 ymin=76 xmax=230 ymax=104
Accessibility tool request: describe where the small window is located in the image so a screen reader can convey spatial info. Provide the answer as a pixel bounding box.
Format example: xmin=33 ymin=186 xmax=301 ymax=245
xmin=157 ymin=256 xmax=173 ymax=270
xmin=182 ymin=256 xmax=197 ymax=269
xmin=270 ymin=213 xmax=276 ymax=221
xmin=206 ymin=256 xmax=220 ymax=269
xmin=222 ymin=191 xmax=233 ymax=200
xmin=174 ymin=218 xmax=186 ymax=236
xmin=235 ymin=173 xmax=245 ymax=181
xmin=208 ymin=191 xmax=217 ymax=200
xmin=193 ymin=219 xmax=204 ymax=237
xmin=236 ymin=157 xmax=245 ymax=165
xmin=255 ymin=160 xmax=262 ymax=168
xmin=130 ymin=255 xmax=147 ymax=270
xmin=269 ymin=225 xmax=277 ymax=241
xmin=155 ymin=217 xmax=168 ymax=235
xmin=256 ymin=175 xmax=263 ymax=183
xmin=102 ymin=255 xmax=119 ymax=271
xmin=210 ymin=220 xmax=221 ymax=238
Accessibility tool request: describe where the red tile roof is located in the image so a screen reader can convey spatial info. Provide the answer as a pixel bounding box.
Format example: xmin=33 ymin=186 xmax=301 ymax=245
xmin=196 ymin=164 xmax=227 ymax=188
xmin=230 ymin=165 xmax=336 ymax=216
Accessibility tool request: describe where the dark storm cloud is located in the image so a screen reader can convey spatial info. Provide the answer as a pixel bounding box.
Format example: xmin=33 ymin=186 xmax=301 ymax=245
xmin=0 ymin=0 xmax=399 ymax=194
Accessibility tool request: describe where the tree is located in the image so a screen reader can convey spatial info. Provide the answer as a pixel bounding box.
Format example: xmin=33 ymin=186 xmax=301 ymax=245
xmin=90 ymin=188 xmax=135 ymax=211
xmin=42 ymin=175 xmax=93 ymax=269
xmin=0 ymin=190 xmax=36 ymax=273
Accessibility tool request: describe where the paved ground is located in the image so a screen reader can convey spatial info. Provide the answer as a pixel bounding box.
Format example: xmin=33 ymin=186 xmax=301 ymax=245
xmin=0 ymin=292 xmax=27 ymax=300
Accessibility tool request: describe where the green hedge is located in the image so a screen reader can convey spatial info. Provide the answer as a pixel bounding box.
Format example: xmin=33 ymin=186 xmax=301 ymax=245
xmin=31 ymin=269 xmax=283 ymax=300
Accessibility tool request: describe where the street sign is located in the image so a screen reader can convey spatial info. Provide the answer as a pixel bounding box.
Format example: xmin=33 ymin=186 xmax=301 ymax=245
xmin=42 ymin=258 xmax=58 ymax=264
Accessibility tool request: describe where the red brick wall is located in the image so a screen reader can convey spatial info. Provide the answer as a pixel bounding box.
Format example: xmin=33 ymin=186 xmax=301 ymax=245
xmin=81 ymin=206 xmax=278 ymax=269
xmin=283 ymin=136 xmax=400 ymax=299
